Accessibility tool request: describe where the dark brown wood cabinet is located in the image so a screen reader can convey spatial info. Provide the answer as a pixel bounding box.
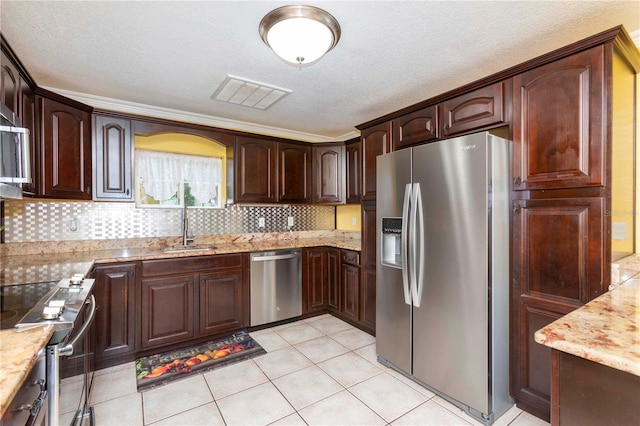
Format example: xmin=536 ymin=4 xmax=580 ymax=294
xmin=340 ymin=252 xmax=360 ymax=323
xmin=512 ymin=47 xmax=605 ymax=191
xmin=93 ymin=114 xmax=133 ymax=201
xmin=359 ymin=267 xmax=376 ymax=334
xmin=199 ymin=269 xmax=246 ymax=336
xmin=39 ymin=95 xmax=92 ymax=199
xmin=277 ymin=142 xmax=311 ymax=203
xmin=360 ymin=121 xmax=392 ymax=200
xmin=393 ymin=104 xmax=438 ymax=149
xmin=508 ymin=30 xmax=640 ymax=420
xmin=235 ymin=136 xmax=277 ymax=203
xmin=312 ymin=144 xmax=345 ymax=204
xmin=93 ymin=263 xmax=137 ymax=366
xmin=140 ymin=254 xmax=248 ymax=350
xmin=1 ymin=50 xmax=20 ymax=114
xmin=19 ymin=78 xmax=37 ymax=196
xmin=302 ymin=247 xmax=327 ymax=313
xmin=326 ymin=248 xmax=341 ymax=312
xmin=345 ymin=138 xmax=361 ymax=203
xmin=441 ymin=81 xmax=507 ymax=138
xmin=360 ymin=201 xmax=377 ymax=335
xmin=140 ymin=274 xmax=195 ymax=349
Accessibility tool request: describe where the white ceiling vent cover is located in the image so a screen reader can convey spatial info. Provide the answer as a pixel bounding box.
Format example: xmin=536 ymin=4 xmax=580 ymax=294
xmin=211 ymin=75 xmax=292 ymax=110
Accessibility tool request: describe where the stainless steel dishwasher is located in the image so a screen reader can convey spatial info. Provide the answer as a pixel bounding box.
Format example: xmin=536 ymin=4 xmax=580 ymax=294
xmin=250 ymin=249 xmax=302 ymax=326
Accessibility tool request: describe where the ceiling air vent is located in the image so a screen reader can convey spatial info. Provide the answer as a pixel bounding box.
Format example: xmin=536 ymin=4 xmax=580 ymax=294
xmin=211 ymin=75 xmax=291 ymax=110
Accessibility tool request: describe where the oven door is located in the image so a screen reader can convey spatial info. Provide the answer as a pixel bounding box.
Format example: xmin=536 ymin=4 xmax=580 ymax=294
xmin=49 ymin=294 xmax=96 ymax=426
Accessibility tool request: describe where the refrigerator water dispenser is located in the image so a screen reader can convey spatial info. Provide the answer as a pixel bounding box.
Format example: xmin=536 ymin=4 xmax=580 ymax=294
xmin=381 ymin=217 xmax=403 ymax=268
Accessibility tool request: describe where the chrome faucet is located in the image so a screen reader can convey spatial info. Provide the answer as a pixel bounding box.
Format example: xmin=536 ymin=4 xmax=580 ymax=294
xmin=182 ymin=201 xmax=194 ymax=246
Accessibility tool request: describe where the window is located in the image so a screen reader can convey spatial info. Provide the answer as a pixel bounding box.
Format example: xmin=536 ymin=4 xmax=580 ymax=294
xmin=135 ymin=150 xmax=224 ymax=208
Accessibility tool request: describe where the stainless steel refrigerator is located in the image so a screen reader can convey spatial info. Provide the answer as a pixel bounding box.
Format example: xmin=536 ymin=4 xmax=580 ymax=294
xmin=376 ymin=131 xmax=513 ymax=425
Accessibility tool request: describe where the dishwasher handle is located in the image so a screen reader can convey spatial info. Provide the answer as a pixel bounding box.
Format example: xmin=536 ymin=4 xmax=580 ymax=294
xmin=251 ymin=253 xmax=300 ymax=262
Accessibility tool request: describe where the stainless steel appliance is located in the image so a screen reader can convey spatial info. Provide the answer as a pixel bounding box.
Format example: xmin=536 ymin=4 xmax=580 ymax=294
xmin=376 ymin=131 xmax=513 ymax=425
xmin=0 ymin=349 xmax=48 ymax=426
xmin=250 ymin=249 xmax=302 ymax=326
xmin=7 ymin=276 xmax=96 ymax=426
xmin=0 ymin=102 xmax=31 ymax=199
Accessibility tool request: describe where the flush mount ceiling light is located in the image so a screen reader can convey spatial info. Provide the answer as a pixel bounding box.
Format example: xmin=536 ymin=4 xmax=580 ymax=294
xmin=259 ymin=5 xmax=341 ymax=67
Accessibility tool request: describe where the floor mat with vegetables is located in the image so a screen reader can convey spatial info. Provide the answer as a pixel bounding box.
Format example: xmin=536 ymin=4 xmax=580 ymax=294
xmin=135 ymin=331 xmax=266 ymax=391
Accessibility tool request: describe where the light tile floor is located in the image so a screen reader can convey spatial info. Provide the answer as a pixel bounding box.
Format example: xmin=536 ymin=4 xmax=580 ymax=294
xmin=69 ymin=314 xmax=550 ymax=426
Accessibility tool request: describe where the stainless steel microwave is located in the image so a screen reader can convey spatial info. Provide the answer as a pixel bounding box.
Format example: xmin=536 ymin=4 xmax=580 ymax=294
xmin=0 ymin=102 xmax=31 ymax=199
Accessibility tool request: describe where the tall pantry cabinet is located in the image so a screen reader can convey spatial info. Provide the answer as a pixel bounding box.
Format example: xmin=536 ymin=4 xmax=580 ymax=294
xmin=510 ymin=31 xmax=639 ymax=421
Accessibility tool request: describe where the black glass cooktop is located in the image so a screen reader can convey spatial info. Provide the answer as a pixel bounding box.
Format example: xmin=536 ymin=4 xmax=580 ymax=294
xmin=0 ymin=281 xmax=58 ymax=329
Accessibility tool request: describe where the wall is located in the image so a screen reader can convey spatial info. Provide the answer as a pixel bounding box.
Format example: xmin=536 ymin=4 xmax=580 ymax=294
xmin=335 ymin=204 xmax=361 ymax=231
xmin=2 ymin=200 xmax=334 ymax=243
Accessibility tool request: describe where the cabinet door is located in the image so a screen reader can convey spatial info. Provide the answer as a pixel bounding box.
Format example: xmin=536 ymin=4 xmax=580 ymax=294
xmin=40 ymin=96 xmax=92 ymax=199
xmin=302 ymin=248 xmax=326 ymax=313
xmin=441 ymin=82 xmax=506 ymax=138
xmin=511 ymin=196 xmax=606 ymax=420
xmin=341 ymin=263 xmax=360 ymax=322
xmin=359 ymin=266 xmax=376 ymax=334
xmin=326 ymin=248 xmax=341 ymax=312
xmin=393 ymin=105 xmax=438 ymax=149
xmin=361 ymin=121 xmax=392 ymax=200
xmin=1 ymin=51 xmax=19 ymax=114
xmin=93 ymin=263 xmax=136 ymax=362
xmin=19 ymin=78 xmax=38 ymax=196
xmin=345 ymin=140 xmax=361 ymax=203
xmin=235 ymin=136 xmax=277 ymax=203
xmin=199 ymin=269 xmax=246 ymax=336
xmin=313 ymin=145 xmax=345 ymax=204
xmin=140 ymin=275 xmax=194 ymax=349
xmin=278 ymin=142 xmax=311 ymax=203
xmin=361 ymin=201 xmax=377 ymax=268
xmin=93 ymin=115 xmax=133 ymax=201
xmin=512 ymin=46 xmax=605 ymax=190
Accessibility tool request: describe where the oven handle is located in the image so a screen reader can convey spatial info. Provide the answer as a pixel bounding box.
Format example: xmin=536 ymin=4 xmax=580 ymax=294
xmin=59 ymin=295 xmax=96 ymax=357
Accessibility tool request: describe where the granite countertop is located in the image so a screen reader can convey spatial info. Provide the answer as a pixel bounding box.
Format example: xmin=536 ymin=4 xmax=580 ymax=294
xmin=1 ymin=231 xmax=361 ymax=286
xmin=0 ymin=231 xmax=360 ymax=415
xmin=0 ymin=325 xmax=54 ymax=418
xmin=534 ymin=279 xmax=640 ymax=376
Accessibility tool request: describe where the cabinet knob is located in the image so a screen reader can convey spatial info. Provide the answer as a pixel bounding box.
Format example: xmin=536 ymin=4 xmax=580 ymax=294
xmin=513 ymin=177 xmax=521 ymax=187
xmin=126 ymin=188 xmax=130 ymax=196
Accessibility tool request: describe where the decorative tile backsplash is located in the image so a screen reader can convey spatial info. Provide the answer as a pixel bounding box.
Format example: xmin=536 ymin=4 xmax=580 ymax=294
xmin=2 ymin=200 xmax=335 ymax=243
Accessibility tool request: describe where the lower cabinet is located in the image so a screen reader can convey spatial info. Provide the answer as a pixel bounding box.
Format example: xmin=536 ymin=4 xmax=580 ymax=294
xmin=359 ymin=267 xmax=376 ymax=334
xmin=302 ymin=247 xmax=327 ymax=313
xmin=140 ymin=254 xmax=248 ymax=351
xmin=303 ymin=247 xmax=372 ymax=334
xmin=93 ymin=263 xmax=137 ymax=366
xmin=140 ymin=274 xmax=195 ymax=349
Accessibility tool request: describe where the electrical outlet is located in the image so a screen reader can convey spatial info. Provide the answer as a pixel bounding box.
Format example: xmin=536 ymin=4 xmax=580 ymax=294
xmin=258 ymin=217 xmax=265 ymax=228
xmin=351 ymin=217 xmax=357 ymax=226
xmin=69 ymin=218 xmax=78 ymax=232
xmin=288 ymin=216 xmax=294 ymax=227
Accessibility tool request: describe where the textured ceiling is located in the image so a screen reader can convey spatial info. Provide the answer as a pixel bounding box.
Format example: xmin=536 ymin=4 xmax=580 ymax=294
xmin=1 ymin=1 xmax=639 ymax=142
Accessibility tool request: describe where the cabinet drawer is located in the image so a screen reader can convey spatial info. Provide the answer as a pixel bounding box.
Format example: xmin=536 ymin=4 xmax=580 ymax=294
xmin=142 ymin=254 xmax=243 ymax=277
xmin=341 ymin=250 xmax=360 ymax=266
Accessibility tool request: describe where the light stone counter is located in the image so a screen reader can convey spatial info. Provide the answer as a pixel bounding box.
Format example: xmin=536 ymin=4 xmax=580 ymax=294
xmin=0 ymin=325 xmax=54 ymax=418
xmin=1 ymin=231 xmax=361 ymax=286
xmin=534 ymin=279 xmax=640 ymax=376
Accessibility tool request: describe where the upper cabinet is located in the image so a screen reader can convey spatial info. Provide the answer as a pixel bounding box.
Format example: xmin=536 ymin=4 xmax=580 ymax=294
xmin=39 ymin=94 xmax=92 ymax=199
xmin=440 ymin=81 xmax=508 ymax=138
xmin=1 ymin=50 xmax=20 ymax=114
xmin=393 ymin=104 xmax=438 ymax=149
xmin=512 ymin=47 xmax=605 ymax=191
xmin=312 ymin=144 xmax=345 ymax=204
xmin=360 ymin=121 xmax=392 ymax=200
xmin=234 ymin=136 xmax=277 ymax=203
xmin=93 ymin=114 xmax=133 ymax=201
xmin=278 ymin=142 xmax=311 ymax=203
xmin=345 ymin=138 xmax=361 ymax=203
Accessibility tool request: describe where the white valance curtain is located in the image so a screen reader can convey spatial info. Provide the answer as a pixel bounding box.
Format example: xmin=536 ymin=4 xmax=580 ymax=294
xmin=136 ymin=150 xmax=223 ymax=203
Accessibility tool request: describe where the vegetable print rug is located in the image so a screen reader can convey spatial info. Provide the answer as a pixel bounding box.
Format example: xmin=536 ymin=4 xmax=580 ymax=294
xmin=135 ymin=331 xmax=266 ymax=391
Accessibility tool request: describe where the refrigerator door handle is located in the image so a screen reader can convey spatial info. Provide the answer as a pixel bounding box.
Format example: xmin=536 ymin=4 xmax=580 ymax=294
xmin=401 ymin=183 xmax=412 ymax=305
xmin=411 ymin=182 xmax=425 ymax=308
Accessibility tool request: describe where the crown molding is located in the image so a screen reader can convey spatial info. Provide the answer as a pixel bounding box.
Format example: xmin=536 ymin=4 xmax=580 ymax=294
xmin=42 ymin=87 xmax=359 ymax=143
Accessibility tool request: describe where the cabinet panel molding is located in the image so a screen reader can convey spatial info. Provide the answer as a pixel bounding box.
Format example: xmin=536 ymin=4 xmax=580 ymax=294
xmin=93 ymin=115 xmax=132 ymax=200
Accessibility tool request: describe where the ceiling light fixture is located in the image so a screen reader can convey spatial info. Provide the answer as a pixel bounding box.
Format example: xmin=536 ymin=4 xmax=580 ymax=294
xmin=259 ymin=5 xmax=341 ymax=67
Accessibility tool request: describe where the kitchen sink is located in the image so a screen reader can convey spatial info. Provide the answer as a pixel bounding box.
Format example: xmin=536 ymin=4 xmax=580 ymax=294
xmin=162 ymin=245 xmax=216 ymax=253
